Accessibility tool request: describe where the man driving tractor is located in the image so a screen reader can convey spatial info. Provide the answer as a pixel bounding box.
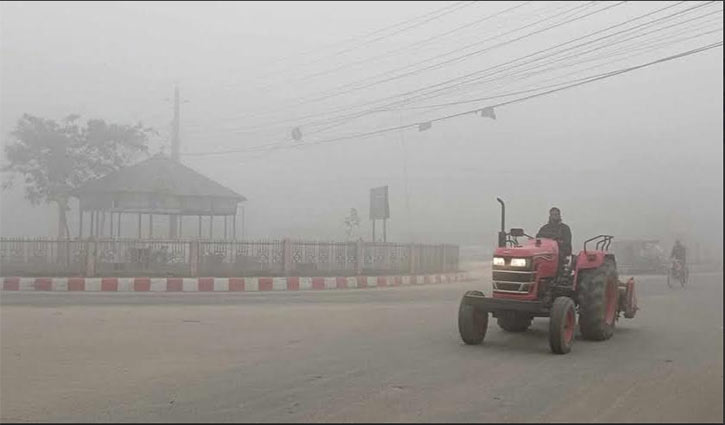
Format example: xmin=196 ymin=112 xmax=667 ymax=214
xmin=536 ymin=207 xmax=572 ymax=265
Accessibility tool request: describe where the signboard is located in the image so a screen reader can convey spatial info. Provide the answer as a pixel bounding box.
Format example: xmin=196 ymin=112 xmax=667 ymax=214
xmin=369 ymin=186 xmax=390 ymax=220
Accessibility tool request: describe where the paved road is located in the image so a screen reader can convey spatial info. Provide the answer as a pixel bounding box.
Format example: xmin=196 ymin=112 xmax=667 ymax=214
xmin=1 ymin=272 xmax=722 ymax=422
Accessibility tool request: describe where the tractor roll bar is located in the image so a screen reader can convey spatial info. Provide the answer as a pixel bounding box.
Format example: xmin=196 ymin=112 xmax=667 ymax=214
xmin=584 ymin=235 xmax=614 ymax=254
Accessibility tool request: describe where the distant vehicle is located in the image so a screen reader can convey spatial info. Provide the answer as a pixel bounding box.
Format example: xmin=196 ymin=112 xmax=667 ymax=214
xmin=610 ymin=239 xmax=667 ymax=274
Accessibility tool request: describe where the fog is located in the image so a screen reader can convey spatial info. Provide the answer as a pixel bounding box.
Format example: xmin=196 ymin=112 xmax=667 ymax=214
xmin=1 ymin=1 xmax=722 ymax=259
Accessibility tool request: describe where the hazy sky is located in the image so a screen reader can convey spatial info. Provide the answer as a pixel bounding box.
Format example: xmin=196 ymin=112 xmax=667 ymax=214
xmin=1 ymin=1 xmax=722 ymax=257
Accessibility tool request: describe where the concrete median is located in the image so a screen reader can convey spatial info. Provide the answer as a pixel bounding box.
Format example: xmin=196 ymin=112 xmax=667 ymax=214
xmin=2 ymin=272 xmax=472 ymax=293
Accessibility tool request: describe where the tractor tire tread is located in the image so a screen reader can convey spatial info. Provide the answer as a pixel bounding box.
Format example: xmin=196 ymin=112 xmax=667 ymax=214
xmin=578 ymin=260 xmax=616 ymax=341
xmin=458 ymin=290 xmax=488 ymax=345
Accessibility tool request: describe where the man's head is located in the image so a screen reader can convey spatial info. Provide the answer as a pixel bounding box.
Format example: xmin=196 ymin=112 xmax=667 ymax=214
xmin=549 ymin=207 xmax=561 ymax=224
xmin=675 ymin=239 xmax=682 ymax=246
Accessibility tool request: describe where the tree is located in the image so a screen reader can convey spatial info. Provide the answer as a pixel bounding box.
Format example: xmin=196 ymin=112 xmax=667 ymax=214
xmin=2 ymin=114 xmax=154 ymax=239
xmin=344 ymin=208 xmax=360 ymax=241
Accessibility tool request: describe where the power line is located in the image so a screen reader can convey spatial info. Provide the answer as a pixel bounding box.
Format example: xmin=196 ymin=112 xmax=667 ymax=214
xmin=299 ymin=0 xmax=719 ymax=138
xmin=290 ymin=1 xmax=712 ymax=133
xmin=227 ymin=1 xmax=611 ymax=131
xmin=182 ymin=40 xmax=722 ymax=158
xmin=388 ymin=22 xmax=723 ymax=129
xmin=485 ymin=41 xmax=722 ymax=109
xmin=358 ymin=1 xmax=702 ymax=109
xmin=182 ymin=2 xmax=716 ymax=144
xmin=217 ymin=2 xmax=475 ymax=92
xmin=291 ymin=2 xmax=533 ymax=84
xmin=405 ymin=4 xmax=723 ymax=110
xmin=215 ymin=1 xmax=560 ymax=127
xmin=329 ymin=1 xmax=477 ymax=58
xmin=279 ymin=2 xmax=602 ymax=109
xmin=181 ymin=2 xmax=566 ymax=136
xmin=414 ymin=24 xmax=723 ymax=111
xmin=473 ymin=11 xmax=724 ymax=97
xmin=302 ymin=73 xmax=611 ymax=137
xmin=188 ymin=15 xmax=722 ymax=147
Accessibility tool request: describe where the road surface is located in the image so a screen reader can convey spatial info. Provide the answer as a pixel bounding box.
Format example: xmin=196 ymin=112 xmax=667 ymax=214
xmin=1 ymin=271 xmax=722 ymax=422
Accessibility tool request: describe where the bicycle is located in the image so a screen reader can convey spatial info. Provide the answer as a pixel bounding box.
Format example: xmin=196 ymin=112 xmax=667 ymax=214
xmin=667 ymin=258 xmax=689 ymax=288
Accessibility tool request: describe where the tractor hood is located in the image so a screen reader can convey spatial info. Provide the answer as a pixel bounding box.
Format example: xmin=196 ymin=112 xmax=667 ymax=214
xmin=494 ymin=238 xmax=559 ymax=258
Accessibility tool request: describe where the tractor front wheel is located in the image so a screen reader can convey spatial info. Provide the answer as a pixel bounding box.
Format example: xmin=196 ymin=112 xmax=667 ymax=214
xmin=549 ymin=296 xmax=576 ymax=354
xmin=458 ymin=291 xmax=488 ymax=345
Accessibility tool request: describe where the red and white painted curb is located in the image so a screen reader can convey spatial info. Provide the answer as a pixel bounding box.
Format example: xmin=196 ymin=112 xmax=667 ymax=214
xmin=1 ymin=272 xmax=471 ymax=292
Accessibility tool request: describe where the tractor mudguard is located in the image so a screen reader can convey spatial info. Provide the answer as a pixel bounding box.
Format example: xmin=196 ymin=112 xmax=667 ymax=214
xmin=575 ymin=251 xmax=611 ymax=271
xmin=621 ymin=277 xmax=638 ymax=319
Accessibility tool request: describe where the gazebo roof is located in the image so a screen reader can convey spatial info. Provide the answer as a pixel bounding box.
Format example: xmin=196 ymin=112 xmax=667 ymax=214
xmin=72 ymin=154 xmax=246 ymax=201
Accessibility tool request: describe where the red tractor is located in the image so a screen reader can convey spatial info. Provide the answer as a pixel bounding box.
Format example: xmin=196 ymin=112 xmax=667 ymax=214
xmin=458 ymin=198 xmax=638 ymax=354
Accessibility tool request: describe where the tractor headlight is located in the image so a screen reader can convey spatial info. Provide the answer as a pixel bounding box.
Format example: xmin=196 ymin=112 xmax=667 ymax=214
xmin=492 ymin=257 xmax=505 ymax=266
xmin=510 ymin=258 xmax=529 ymax=267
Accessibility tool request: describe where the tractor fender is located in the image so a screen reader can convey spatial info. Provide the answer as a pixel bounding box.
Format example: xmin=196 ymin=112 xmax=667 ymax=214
xmin=575 ymin=251 xmax=613 ymax=271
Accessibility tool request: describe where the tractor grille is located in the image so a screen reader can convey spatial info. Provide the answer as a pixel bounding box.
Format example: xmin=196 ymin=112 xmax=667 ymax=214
xmin=492 ymin=270 xmax=535 ymax=283
xmin=492 ymin=269 xmax=535 ymax=293
xmin=492 ymin=282 xmax=533 ymax=293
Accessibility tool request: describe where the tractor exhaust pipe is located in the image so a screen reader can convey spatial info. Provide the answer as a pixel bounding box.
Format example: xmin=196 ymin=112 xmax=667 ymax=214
xmin=496 ymin=197 xmax=506 ymax=248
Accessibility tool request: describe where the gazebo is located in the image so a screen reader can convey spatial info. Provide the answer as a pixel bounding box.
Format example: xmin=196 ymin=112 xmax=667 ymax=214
xmin=72 ymin=154 xmax=246 ymax=239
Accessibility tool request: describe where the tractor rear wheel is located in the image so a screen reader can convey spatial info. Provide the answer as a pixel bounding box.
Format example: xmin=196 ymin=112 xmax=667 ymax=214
xmin=577 ymin=260 xmax=618 ymax=341
xmin=496 ymin=311 xmax=532 ymax=332
xmin=458 ymin=291 xmax=488 ymax=345
xmin=549 ymin=296 xmax=576 ymax=354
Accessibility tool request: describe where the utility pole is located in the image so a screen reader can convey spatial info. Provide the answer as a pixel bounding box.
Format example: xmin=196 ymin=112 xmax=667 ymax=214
xmin=169 ymin=85 xmax=181 ymax=239
xmin=171 ymin=85 xmax=180 ymax=161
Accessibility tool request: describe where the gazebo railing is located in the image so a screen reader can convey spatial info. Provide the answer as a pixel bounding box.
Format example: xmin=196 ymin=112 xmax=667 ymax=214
xmin=0 ymin=238 xmax=460 ymax=277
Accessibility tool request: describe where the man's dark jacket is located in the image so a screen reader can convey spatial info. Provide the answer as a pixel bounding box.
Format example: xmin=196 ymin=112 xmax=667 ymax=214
xmin=536 ymin=222 xmax=572 ymax=257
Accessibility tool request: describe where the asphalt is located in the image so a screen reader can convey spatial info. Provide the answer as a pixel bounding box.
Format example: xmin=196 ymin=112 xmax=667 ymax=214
xmin=1 ymin=270 xmax=722 ymax=422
